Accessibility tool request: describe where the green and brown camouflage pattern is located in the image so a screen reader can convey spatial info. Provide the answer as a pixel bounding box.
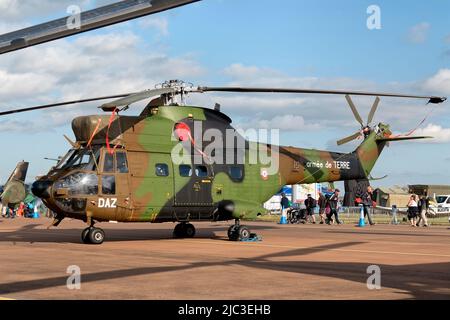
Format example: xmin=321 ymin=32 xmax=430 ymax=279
xmin=33 ymin=105 xmax=392 ymax=224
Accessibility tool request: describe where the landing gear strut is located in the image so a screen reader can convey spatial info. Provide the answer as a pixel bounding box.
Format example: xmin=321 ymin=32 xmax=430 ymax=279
xmin=173 ymin=222 xmax=196 ymax=238
xmin=228 ymin=219 xmax=251 ymax=241
xmin=81 ymin=226 xmax=105 ymax=245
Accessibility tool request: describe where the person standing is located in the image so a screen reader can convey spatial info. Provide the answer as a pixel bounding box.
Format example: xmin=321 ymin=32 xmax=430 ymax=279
xmin=407 ymin=195 xmax=419 ymax=227
xmin=362 ymin=186 xmax=376 ymax=226
xmin=416 ymin=196 xmax=429 ymax=227
xmin=391 ymin=205 xmax=399 ymax=225
xmin=318 ymin=192 xmax=326 ymax=224
xmin=280 ymin=193 xmax=291 ymax=223
xmin=304 ymin=194 xmax=317 ymax=224
xmin=327 ymin=189 xmax=342 ymax=225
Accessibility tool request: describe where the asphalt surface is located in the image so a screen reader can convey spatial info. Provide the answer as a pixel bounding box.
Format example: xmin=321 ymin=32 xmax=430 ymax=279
xmin=0 ymin=217 xmax=449 ymax=300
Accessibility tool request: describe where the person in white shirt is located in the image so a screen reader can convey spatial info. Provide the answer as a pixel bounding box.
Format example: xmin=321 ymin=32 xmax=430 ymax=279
xmin=407 ymin=195 xmax=419 ymax=227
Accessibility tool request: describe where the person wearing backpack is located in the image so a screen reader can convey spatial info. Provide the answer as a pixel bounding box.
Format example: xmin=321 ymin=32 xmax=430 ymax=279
xmin=304 ymin=194 xmax=317 ymax=224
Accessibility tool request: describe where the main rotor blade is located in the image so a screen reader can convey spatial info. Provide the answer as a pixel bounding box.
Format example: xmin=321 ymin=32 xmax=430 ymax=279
xmin=0 ymin=0 xmax=200 ymax=55
xmin=337 ymin=131 xmax=361 ymax=146
xmin=196 ymin=86 xmax=447 ymax=104
xmin=0 ymin=94 xmax=133 ymax=117
xmin=100 ymin=87 xmax=175 ymax=111
xmin=345 ymin=95 xmax=364 ymax=127
xmin=367 ymin=96 xmax=380 ymax=125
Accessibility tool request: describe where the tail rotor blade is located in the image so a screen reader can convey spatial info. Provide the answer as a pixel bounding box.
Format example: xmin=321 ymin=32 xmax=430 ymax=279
xmin=345 ymin=95 xmax=364 ymax=127
xmin=337 ymin=131 xmax=362 ymax=146
xmin=367 ymin=96 xmax=380 ymax=125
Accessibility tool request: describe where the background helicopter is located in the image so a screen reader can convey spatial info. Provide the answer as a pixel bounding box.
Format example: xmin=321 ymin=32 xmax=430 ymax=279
xmin=0 ymin=79 xmax=445 ymax=244
xmin=0 ymin=161 xmax=29 ymax=215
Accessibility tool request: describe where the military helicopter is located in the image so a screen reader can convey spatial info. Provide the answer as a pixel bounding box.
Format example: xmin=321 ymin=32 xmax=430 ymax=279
xmin=1 ymin=80 xmax=445 ymax=244
xmin=0 ymin=161 xmax=29 ymax=215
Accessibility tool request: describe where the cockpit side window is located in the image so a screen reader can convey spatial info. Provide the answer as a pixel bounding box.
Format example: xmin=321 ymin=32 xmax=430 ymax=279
xmin=55 ymin=147 xmax=100 ymax=171
xmin=116 ymin=152 xmax=129 ymax=173
xmin=102 ymin=175 xmax=116 ymax=195
xmin=104 ymin=153 xmax=114 ymax=173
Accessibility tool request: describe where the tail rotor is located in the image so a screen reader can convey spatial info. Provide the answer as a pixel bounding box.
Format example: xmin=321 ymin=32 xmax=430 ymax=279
xmin=337 ymin=95 xmax=381 ymax=146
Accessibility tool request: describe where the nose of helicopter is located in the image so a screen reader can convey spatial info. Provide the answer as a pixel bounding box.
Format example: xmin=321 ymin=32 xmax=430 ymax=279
xmin=31 ymin=180 xmax=52 ymax=199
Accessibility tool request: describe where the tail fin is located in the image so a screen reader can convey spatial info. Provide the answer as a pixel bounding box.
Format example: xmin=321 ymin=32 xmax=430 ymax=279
xmin=355 ymin=132 xmax=387 ymax=178
xmin=6 ymin=161 xmax=29 ymax=183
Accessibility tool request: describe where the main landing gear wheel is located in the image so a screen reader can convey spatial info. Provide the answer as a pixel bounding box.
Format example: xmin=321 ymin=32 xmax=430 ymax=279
xmin=81 ymin=227 xmax=105 ymax=245
xmin=228 ymin=220 xmax=251 ymax=241
xmin=173 ymin=223 xmax=196 ymax=238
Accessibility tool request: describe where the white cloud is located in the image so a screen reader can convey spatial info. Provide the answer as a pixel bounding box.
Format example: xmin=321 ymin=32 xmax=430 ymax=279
xmin=0 ymin=0 xmax=92 ymax=21
xmin=407 ymin=22 xmax=431 ymax=44
xmin=414 ymin=123 xmax=450 ymax=143
xmin=0 ymin=29 xmax=206 ymax=132
xmin=138 ymin=17 xmax=169 ymax=36
xmin=422 ymin=69 xmax=450 ymax=95
xmin=0 ymin=70 xmax=57 ymax=100
xmin=192 ymin=64 xmax=450 ymax=144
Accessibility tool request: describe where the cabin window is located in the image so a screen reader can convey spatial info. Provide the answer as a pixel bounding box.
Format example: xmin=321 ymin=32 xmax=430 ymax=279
xmin=102 ymin=175 xmax=116 ymax=195
xmin=155 ymin=163 xmax=169 ymax=177
xmin=116 ymin=152 xmax=129 ymax=173
xmin=228 ymin=166 xmax=243 ymax=181
xmin=195 ymin=165 xmax=208 ymax=178
xmin=104 ymin=153 xmax=114 ymax=173
xmin=179 ymin=165 xmax=192 ymax=177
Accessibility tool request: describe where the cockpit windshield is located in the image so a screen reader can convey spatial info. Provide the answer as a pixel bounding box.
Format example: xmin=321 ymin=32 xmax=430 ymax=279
xmin=56 ymin=147 xmax=100 ymax=171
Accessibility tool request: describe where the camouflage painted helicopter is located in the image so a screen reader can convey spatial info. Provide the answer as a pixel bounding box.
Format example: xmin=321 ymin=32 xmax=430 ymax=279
xmin=1 ymin=80 xmax=446 ymax=244
xmin=0 ymin=161 xmax=29 ymax=214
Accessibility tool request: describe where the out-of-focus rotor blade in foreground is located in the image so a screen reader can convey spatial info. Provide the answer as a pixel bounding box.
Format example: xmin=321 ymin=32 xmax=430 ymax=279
xmin=0 ymin=0 xmax=200 ymax=55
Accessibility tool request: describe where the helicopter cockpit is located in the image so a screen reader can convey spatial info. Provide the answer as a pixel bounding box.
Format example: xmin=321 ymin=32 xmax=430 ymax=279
xmin=55 ymin=147 xmax=101 ymax=171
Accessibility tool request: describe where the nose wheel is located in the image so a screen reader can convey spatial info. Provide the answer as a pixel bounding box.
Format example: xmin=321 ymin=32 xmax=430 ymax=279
xmin=173 ymin=223 xmax=196 ymax=238
xmin=228 ymin=219 xmax=251 ymax=241
xmin=81 ymin=227 xmax=105 ymax=244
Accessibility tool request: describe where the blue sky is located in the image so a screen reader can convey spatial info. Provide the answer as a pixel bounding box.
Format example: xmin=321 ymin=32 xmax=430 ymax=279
xmin=0 ymin=0 xmax=449 ymax=188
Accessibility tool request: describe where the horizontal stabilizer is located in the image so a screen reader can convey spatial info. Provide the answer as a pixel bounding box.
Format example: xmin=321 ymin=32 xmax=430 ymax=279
xmin=377 ymin=136 xmax=432 ymax=142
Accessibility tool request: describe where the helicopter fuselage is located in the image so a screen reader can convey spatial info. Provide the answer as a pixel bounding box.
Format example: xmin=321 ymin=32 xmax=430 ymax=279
xmin=32 ymin=105 xmax=385 ymax=225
